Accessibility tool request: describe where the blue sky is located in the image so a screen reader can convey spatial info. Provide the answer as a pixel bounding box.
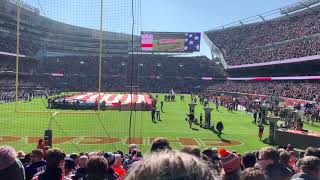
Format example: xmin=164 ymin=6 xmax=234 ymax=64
xmin=24 ymin=0 xmax=298 ymax=58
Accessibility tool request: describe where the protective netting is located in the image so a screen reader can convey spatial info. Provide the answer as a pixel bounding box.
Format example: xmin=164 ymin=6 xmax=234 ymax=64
xmin=0 ymin=0 xmax=146 ymax=153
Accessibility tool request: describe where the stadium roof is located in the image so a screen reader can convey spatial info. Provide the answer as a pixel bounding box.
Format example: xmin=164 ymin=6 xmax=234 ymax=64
xmin=206 ymin=0 xmax=320 ymax=32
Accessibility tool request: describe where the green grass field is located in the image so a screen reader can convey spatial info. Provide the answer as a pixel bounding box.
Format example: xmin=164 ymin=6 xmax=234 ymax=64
xmin=1 ymin=93 xmax=319 ymax=154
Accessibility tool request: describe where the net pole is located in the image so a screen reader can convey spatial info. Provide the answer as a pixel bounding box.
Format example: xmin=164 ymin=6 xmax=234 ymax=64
xmin=15 ymin=0 xmax=21 ymax=113
xmin=98 ymin=0 xmax=104 ymax=112
xmin=128 ymin=0 xmax=135 ymax=144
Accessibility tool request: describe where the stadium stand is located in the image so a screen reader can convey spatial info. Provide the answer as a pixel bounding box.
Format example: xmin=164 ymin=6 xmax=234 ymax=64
xmin=205 ymin=5 xmax=320 ymax=66
xmin=207 ymin=81 xmax=320 ymax=101
xmin=1 ymin=0 xmax=320 ymax=179
xmin=0 ymin=54 xmax=225 ymax=102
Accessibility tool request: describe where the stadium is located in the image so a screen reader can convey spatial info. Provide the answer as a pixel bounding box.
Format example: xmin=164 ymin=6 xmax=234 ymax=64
xmin=0 ymin=0 xmax=320 ymax=179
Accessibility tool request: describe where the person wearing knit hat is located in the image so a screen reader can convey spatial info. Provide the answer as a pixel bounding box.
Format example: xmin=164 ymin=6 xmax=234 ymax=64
xmin=0 ymin=145 xmax=26 ymax=180
xmin=219 ymin=148 xmax=241 ymax=173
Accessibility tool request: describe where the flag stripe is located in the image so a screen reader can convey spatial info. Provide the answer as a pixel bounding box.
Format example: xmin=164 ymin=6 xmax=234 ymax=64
xmin=120 ymin=94 xmax=129 ymax=103
xmin=82 ymin=93 xmax=95 ymax=101
xmin=106 ymin=94 xmax=118 ymax=102
xmin=141 ymin=44 xmax=153 ymax=48
xmin=144 ymin=95 xmax=153 ymax=105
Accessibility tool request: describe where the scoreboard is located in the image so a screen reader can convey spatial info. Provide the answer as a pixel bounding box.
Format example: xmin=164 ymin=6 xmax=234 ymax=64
xmin=141 ymin=31 xmax=201 ymax=53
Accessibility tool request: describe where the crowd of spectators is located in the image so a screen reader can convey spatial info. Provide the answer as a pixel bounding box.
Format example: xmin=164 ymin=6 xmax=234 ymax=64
xmin=0 ymin=54 xmax=225 ymax=101
xmin=1 ymin=137 xmax=320 ymax=180
xmin=2 ymin=77 xmax=320 ymax=103
xmin=206 ymin=5 xmax=320 ymax=65
xmin=208 ymin=81 xmax=320 ymax=101
xmin=225 ymin=35 xmax=320 ymax=65
xmin=39 ymin=55 xmax=226 ymax=79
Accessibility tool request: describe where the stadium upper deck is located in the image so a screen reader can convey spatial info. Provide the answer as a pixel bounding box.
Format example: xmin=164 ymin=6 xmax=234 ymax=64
xmin=0 ymin=0 xmax=137 ymax=58
xmin=204 ymin=1 xmax=320 ymax=68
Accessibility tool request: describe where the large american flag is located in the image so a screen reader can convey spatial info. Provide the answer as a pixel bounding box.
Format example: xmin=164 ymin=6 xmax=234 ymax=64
xmin=65 ymin=92 xmax=153 ymax=107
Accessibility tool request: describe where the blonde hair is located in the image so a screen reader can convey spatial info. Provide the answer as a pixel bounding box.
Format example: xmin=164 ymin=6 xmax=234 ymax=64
xmin=125 ymin=150 xmax=216 ymax=180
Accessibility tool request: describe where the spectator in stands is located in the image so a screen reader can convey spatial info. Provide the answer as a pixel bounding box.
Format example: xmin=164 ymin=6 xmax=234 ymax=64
xmin=150 ymin=137 xmax=172 ymax=152
xmin=242 ymin=152 xmax=257 ymax=169
xmin=123 ymin=144 xmax=139 ymax=169
xmin=240 ymin=167 xmax=266 ymax=180
xmin=69 ymin=153 xmax=78 ymax=162
xmin=279 ymin=151 xmax=295 ymax=176
xmin=289 ymin=151 xmax=298 ymax=168
xmin=17 ymin=150 xmax=26 ymax=164
xmin=125 ymin=150 xmax=216 ymax=180
xmin=85 ymin=156 xmax=109 ymax=180
xmin=305 ymin=147 xmax=320 ymax=159
xmin=64 ymin=158 xmax=76 ymax=179
xmin=219 ymin=148 xmax=241 ymax=180
xmin=257 ymin=147 xmax=279 ymax=172
xmin=181 ymin=146 xmax=201 ymax=158
xmin=103 ymin=152 xmax=120 ymax=180
xmin=25 ymin=149 xmax=46 ymax=180
xmin=257 ymin=147 xmax=292 ymax=180
xmin=291 ymin=156 xmax=320 ymax=180
xmin=37 ymin=139 xmax=44 ymax=150
xmin=0 ymin=145 xmax=26 ymax=180
xmin=32 ymin=148 xmax=67 ymax=180
xmin=201 ymin=148 xmax=221 ymax=175
xmin=24 ymin=153 xmax=32 ymax=167
xmin=111 ymin=154 xmax=126 ymax=179
xmin=128 ymin=144 xmax=137 ymax=155
xmin=265 ymin=161 xmax=292 ymax=180
xmin=73 ymin=156 xmax=88 ymax=180
xmin=125 ymin=148 xmax=143 ymax=171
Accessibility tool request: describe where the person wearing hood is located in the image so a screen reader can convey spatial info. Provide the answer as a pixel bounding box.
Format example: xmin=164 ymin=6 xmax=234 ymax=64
xmin=0 ymin=145 xmax=26 ymax=180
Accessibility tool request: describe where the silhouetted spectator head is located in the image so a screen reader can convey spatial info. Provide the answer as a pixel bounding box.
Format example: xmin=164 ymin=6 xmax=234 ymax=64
xmin=242 ymin=152 xmax=257 ymax=169
xmin=0 ymin=145 xmax=25 ymax=180
xmin=78 ymin=155 xmax=88 ymax=168
xmin=286 ymin=144 xmax=294 ymax=152
xmin=279 ymin=151 xmax=290 ymax=165
xmin=150 ymin=137 xmax=172 ymax=152
xmin=292 ymin=156 xmax=320 ymax=180
xmin=181 ymin=146 xmax=201 ymax=158
xmin=126 ymin=150 xmax=216 ymax=180
xmin=240 ymin=167 xmax=265 ymax=180
xmin=128 ymin=144 xmax=138 ymax=154
xmin=69 ymin=153 xmax=78 ymax=161
xmin=30 ymin=149 xmax=44 ymax=163
xmin=104 ymin=152 xmax=115 ymax=166
xmin=45 ymin=148 xmax=66 ymax=168
xmin=86 ymin=156 xmax=108 ymax=179
xmin=305 ymin=147 xmax=320 ymax=159
xmin=65 ymin=158 xmax=76 ymax=175
xmin=258 ymin=147 xmax=279 ymax=171
xmin=265 ymin=163 xmax=292 ymax=180
xmin=17 ymin=150 xmax=26 ymax=165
